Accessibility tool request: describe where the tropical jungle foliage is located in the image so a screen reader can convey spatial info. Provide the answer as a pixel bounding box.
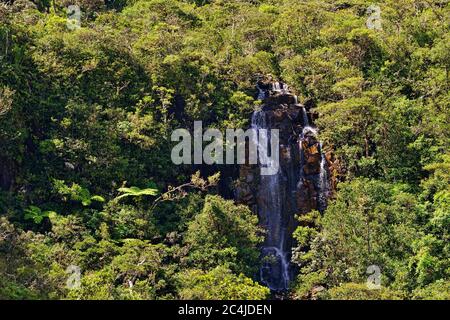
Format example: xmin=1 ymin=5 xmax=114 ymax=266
xmin=0 ymin=0 xmax=448 ymax=300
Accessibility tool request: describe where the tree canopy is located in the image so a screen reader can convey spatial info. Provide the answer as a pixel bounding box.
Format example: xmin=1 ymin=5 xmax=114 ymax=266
xmin=0 ymin=0 xmax=448 ymax=300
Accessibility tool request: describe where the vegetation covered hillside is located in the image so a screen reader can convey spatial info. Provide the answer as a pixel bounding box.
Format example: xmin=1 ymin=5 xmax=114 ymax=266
xmin=0 ymin=0 xmax=449 ymax=299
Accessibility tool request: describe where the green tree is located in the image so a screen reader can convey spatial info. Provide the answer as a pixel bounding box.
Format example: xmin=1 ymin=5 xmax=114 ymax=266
xmin=177 ymin=266 xmax=269 ymax=300
xmin=185 ymin=195 xmax=263 ymax=276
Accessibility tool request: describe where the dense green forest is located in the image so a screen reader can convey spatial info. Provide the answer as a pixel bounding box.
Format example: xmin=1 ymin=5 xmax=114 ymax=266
xmin=0 ymin=0 xmax=449 ymax=300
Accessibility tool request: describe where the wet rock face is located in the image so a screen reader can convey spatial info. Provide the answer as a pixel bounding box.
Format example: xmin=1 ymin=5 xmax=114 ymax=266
xmin=235 ymin=79 xmax=337 ymax=291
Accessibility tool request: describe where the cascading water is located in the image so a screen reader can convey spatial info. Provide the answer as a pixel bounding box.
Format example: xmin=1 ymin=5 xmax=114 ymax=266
xmin=251 ymin=110 xmax=290 ymax=291
xmin=293 ymin=95 xmax=309 ymax=127
xmin=302 ymin=126 xmax=318 ymax=136
xmin=272 ymin=81 xmax=282 ymax=92
xmin=257 ymin=83 xmax=266 ymax=101
xmin=318 ymin=143 xmax=330 ymax=211
xmin=301 ymin=107 xmax=309 ymax=127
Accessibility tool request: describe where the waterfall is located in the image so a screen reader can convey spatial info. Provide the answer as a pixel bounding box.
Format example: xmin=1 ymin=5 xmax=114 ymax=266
xmin=301 ymin=107 xmax=309 ymax=127
xmin=272 ymin=82 xmax=281 ymax=92
xmin=302 ymin=125 xmax=318 ymax=137
xmin=318 ymin=143 xmax=330 ymax=212
xmin=252 ymin=110 xmax=290 ymax=291
xmin=241 ymin=80 xmax=331 ymax=293
xmin=293 ymin=95 xmax=310 ymax=127
xmin=257 ymin=84 xmax=266 ymax=101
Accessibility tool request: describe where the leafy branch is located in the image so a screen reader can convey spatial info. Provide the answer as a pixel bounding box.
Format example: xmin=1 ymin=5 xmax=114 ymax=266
xmin=24 ymin=206 xmax=56 ymax=224
xmin=115 ymin=186 xmax=159 ymax=201
xmin=150 ymin=171 xmax=220 ymax=210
